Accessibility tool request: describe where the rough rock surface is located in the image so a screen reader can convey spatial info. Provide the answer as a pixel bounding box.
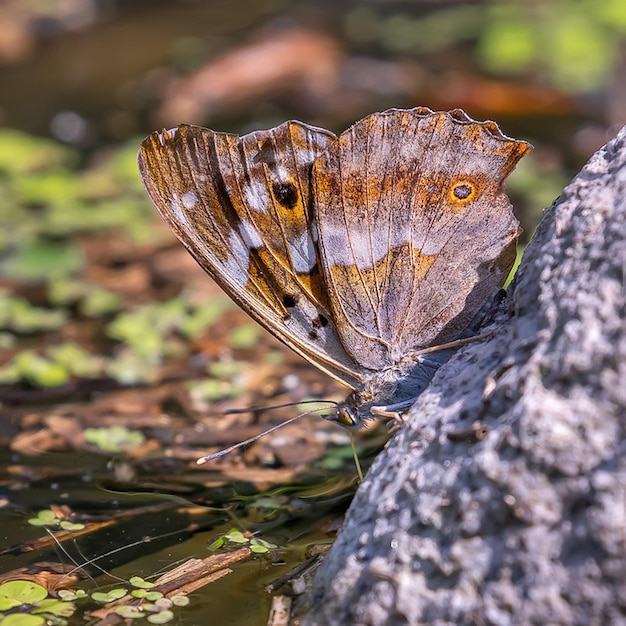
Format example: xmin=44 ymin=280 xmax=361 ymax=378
xmin=297 ymin=126 xmax=626 ymax=626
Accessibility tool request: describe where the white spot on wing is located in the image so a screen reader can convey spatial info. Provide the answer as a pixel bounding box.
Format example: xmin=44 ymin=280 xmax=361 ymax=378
xmin=321 ymin=223 xmax=410 ymax=269
xmin=418 ymin=237 xmax=445 ymax=256
xmin=223 ymin=231 xmax=250 ymax=286
xmin=238 ymin=220 xmax=264 ymax=249
xmin=291 ymin=229 xmax=317 ymax=274
xmin=275 ymin=165 xmax=290 ymax=181
xmin=181 ymin=191 xmax=198 ymax=209
xmin=243 ymin=178 xmax=270 ymax=214
xmin=170 ymin=195 xmax=190 ymax=228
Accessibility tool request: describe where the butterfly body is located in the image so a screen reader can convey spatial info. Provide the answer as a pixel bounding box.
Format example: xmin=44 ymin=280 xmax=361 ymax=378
xmin=334 ymin=349 xmax=454 ymax=428
xmin=139 ymin=107 xmax=531 ymax=427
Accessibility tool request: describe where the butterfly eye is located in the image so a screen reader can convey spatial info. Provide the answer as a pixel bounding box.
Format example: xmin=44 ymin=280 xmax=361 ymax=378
xmin=334 ymin=405 xmax=359 ymax=429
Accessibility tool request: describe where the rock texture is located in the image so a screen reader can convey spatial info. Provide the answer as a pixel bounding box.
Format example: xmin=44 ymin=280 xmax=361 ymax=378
xmin=297 ymin=126 xmax=626 ymax=626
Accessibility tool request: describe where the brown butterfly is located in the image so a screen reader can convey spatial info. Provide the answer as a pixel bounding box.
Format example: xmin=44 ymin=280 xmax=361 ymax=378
xmin=138 ymin=107 xmax=531 ymax=434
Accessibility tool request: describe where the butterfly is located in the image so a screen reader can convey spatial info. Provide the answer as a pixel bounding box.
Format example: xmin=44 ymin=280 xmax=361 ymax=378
xmin=138 ymin=107 xmax=531 ymax=434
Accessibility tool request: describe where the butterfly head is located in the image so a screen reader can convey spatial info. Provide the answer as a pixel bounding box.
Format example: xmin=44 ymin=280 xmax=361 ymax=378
xmin=321 ymin=401 xmax=368 ymax=430
xmin=322 ymin=394 xmax=376 ymax=430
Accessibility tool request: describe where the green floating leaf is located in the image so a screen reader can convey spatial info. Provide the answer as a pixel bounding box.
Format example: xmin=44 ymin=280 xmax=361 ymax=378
xmin=248 ymin=496 xmax=284 ymax=512
xmin=129 ymin=576 xmax=154 ymax=590
xmin=0 ymin=613 xmax=46 ymax=625
xmin=91 ymin=588 xmax=127 ymax=603
xmin=144 ymin=592 xmax=164 ymax=602
xmin=0 ymin=595 xmax=22 ymax=611
xmin=27 ymin=509 xmax=59 ymax=527
xmin=0 ymin=581 xmax=48 ymax=606
xmin=114 ymin=605 xmax=144 ymax=619
xmin=170 ymin=595 xmax=190 ymax=607
xmin=15 ymin=170 xmax=79 ymax=207
xmin=130 ymin=589 xmax=163 ymax=602
xmin=59 ymin=521 xmax=85 ymax=531
xmin=57 ymin=589 xmax=86 ymax=601
xmin=38 ymin=509 xmax=59 ymax=521
xmin=90 ymin=592 xmax=109 ymax=603
xmin=250 ymin=538 xmax=277 ymax=554
xmin=143 ymin=597 xmax=170 ymax=612
xmin=32 ymin=597 xmax=76 ymax=617
xmin=547 ymin=11 xmax=612 ymax=91
xmin=224 ymin=529 xmax=247 ymax=544
xmin=147 ymin=609 xmax=174 ymax=624
xmin=266 ymin=349 xmax=284 ymax=366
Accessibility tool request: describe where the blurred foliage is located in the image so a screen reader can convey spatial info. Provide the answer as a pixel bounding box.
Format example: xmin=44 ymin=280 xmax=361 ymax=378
xmin=0 ymin=293 xmax=235 ymax=386
xmin=477 ymin=0 xmax=626 ymax=92
xmin=0 ymin=129 xmax=153 ymax=280
xmin=0 ymin=129 xmax=238 ymax=388
xmin=83 ymin=425 xmax=146 ymax=453
xmin=345 ymin=0 xmax=626 ymax=93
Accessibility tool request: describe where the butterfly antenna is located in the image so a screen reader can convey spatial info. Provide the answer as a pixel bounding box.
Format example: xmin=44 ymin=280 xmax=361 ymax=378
xmin=196 ymin=405 xmax=336 ymax=465
xmin=224 ymin=399 xmax=337 ymax=415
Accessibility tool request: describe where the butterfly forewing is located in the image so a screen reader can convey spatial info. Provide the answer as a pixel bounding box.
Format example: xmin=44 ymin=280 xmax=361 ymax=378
xmin=312 ymin=108 xmax=531 ymax=369
xmin=139 ymin=122 xmax=365 ymax=389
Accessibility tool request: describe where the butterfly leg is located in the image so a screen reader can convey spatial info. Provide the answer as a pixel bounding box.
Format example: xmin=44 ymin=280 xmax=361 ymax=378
xmin=370 ymin=398 xmax=416 ymax=432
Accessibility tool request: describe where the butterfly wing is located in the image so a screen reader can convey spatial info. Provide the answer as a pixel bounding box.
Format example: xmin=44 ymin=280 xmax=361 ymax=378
xmin=138 ymin=122 xmax=365 ymax=389
xmin=312 ymin=107 xmax=531 ymax=370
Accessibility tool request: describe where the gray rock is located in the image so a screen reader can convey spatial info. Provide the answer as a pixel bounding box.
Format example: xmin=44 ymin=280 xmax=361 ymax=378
xmin=298 ymin=125 xmax=626 ymax=626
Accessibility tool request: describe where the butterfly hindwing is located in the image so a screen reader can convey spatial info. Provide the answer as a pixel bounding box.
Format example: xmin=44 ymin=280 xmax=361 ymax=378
xmin=138 ymin=122 xmax=365 ymax=389
xmin=312 ymin=108 xmax=531 ymax=370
